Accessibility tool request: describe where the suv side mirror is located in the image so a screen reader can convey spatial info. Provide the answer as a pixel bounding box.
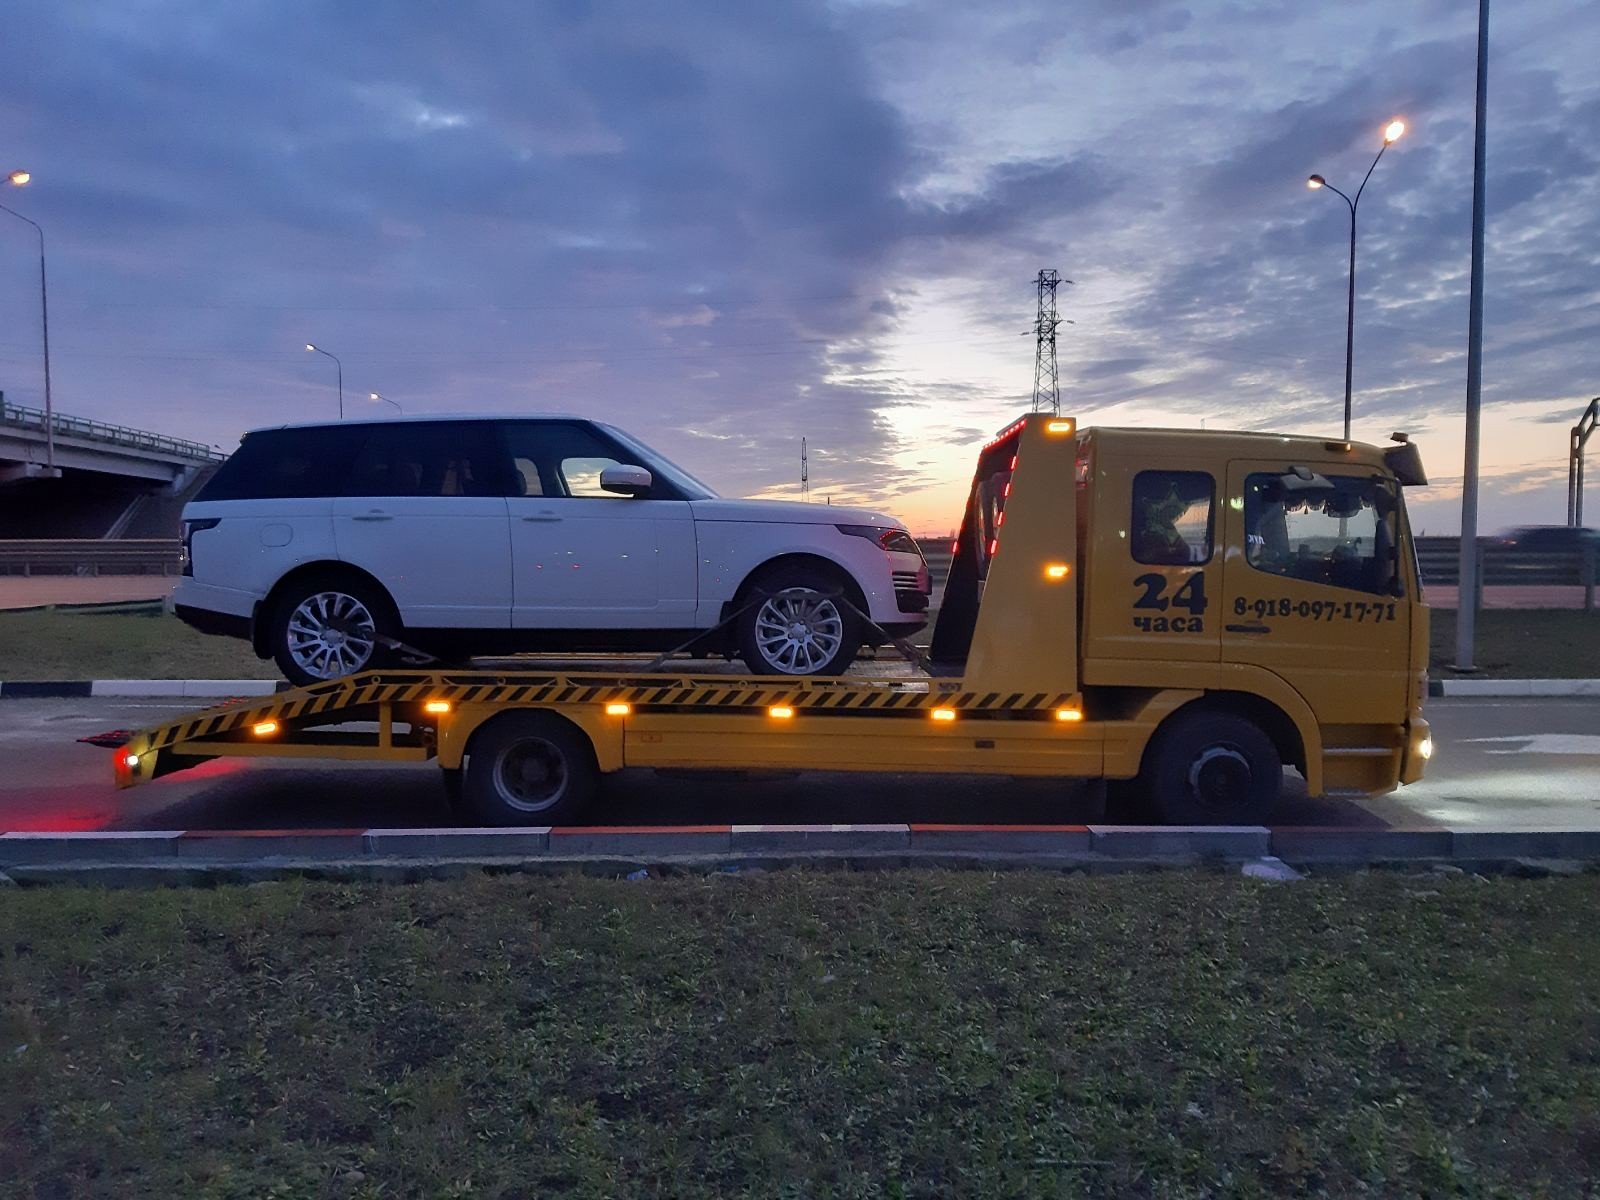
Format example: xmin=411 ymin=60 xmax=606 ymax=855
xmin=599 ymin=464 xmax=652 ymax=497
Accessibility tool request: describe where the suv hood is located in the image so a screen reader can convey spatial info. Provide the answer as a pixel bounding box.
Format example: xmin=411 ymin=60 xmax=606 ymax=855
xmin=688 ymin=498 xmax=901 ymax=527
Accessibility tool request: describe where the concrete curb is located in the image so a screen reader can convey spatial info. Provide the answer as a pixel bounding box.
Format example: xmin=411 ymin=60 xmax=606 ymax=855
xmin=1428 ymin=678 xmax=1600 ymax=697
xmin=5 ymin=823 xmax=1600 ymax=882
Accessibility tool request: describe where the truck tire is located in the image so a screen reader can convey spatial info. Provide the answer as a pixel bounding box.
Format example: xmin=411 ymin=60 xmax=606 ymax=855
xmin=1141 ymin=709 xmax=1281 ymax=825
xmin=269 ymin=574 xmax=396 ymax=686
xmin=736 ymin=565 xmax=862 ymax=676
xmin=462 ymin=711 xmax=597 ymax=826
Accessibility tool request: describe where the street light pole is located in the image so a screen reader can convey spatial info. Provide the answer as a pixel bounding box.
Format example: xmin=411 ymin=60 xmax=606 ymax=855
xmin=304 ymin=343 xmax=343 ymax=419
xmin=368 ymin=392 xmax=401 ymax=413
xmin=2 ymin=170 xmax=55 ymax=469
xmin=1455 ymin=0 xmax=1490 ymax=673
xmin=1308 ymin=119 xmax=1406 ymax=441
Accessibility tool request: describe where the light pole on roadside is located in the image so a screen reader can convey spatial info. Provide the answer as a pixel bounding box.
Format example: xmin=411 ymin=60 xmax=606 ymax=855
xmin=1307 ymin=118 xmax=1406 ymax=441
xmin=304 ymin=343 xmax=343 ymax=419
xmin=368 ymin=392 xmax=401 ymax=413
xmin=2 ymin=170 xmax=56 ymax=470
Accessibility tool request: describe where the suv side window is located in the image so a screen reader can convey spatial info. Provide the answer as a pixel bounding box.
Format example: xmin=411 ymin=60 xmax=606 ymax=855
xmin=196 ymin=426 xmax=369 ymax=501
xmin=1244 ymin=472 xmax=1400 ymax=595
xmin=497 ymin=421 xmax=677 ymax=499
xmin=343 ymin=422 xmax=502 ymax=498
xmin=1131 ymin=471 xmax=1213 ymax=565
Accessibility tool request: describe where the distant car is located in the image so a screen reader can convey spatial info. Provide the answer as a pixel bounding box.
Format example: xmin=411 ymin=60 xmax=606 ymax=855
xmin=175 ymin=415 xmax=930 ymax=684
xmin=1490 ymin=525 xmax=1599 ymax=551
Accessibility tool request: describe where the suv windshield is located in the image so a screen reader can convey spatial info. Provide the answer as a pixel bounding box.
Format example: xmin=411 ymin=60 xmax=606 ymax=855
xmin=600 ymin=424 xmax=719 ymax=500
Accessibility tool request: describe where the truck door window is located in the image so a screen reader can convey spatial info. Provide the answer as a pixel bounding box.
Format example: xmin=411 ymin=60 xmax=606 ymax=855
xmin=1131 ymin=471 xmax=1213 ymax=565
xmin=1244 ymin=472 xmax=1401 ymax=595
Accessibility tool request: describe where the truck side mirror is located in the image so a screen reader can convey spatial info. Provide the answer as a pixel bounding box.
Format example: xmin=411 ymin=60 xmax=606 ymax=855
xmin=599 ymin=464 xmax=653 ymax=497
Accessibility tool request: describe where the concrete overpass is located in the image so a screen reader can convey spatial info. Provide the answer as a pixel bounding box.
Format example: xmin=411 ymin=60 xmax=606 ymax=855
xmin=0 ymin=398 xmax=223 ymax=538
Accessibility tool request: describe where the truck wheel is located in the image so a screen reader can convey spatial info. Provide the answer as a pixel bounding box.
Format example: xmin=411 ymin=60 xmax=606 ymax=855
xmin=270 ymin=575 xmax=396 ymax=685
xmin=736 ymin=565 xmax=862 ymax=676
xmin=1141 ymin=709 xmax=1281 ymax=825
xmin=462 ymin=711 xmax=597 ymax=826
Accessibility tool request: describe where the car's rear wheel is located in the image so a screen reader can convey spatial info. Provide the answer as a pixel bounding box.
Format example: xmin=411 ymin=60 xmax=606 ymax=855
xmin=270 ymin=575 xmax=395 ymax=685
xmin=735 ymin=565 xmax=862 ymax=676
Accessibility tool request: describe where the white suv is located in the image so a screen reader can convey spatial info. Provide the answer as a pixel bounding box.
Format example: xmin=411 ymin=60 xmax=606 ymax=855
xmin=175 ymin=415 xmax=930 ymax=684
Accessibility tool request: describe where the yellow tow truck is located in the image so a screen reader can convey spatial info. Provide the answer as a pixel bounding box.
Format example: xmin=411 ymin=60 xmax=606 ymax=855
xmin=105 ymin=414 xmax=1432 ymax=825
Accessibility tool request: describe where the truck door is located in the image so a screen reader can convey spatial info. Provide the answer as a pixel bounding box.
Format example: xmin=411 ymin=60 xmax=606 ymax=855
xmin=1083 ymin=461 xmax=1222 ymax=668
xmin=1221 ymin=460 xmax=1410 ymax=725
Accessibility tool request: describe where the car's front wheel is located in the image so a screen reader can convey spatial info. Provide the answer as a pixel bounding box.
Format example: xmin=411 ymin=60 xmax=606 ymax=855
xmin=735 ymin=565 xmax=862 ymax=676
xmin=269 ymin=575 xmax=395 ymax=685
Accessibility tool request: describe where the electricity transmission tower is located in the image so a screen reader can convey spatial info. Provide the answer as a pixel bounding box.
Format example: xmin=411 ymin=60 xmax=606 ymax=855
xmin=800 ymin=437 xmax=810 ymax=502
xmin=1029 ymin=269 xmax=1073 ymax=414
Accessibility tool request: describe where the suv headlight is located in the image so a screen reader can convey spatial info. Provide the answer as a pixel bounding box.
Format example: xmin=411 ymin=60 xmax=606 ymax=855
xmin=836 ymin=524 xmax=921 ymax=556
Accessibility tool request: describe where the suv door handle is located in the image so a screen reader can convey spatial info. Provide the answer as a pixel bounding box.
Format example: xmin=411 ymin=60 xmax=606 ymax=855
xmin=521 ymin=511 xmax=562 ymax=522
xmin=352 ymin=510 xmax=394 ymax=522
xmin=1225 ymin=623 xmax=1271 ymax=635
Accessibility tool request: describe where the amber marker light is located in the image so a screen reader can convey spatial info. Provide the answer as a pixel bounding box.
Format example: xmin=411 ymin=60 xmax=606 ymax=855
xmin=768 ymin=705 xmax=795 ymax=720
xmin=604 ymin=702 xmax=631 ymax=716
xmin=423 ymin=700 xmax=451 ymax=715
xmin=1055 ymin=708 xmax=1084 ymax=722
xmin=252 ymin=720 xmax=279 ymax=736
xmin=1044 ymin=563 xmax=1070 ymax=580
xmin=931 ymin=708 xmax=957 ymax=722
xmin=1045 ymin=419 xmax=1074 ymax=434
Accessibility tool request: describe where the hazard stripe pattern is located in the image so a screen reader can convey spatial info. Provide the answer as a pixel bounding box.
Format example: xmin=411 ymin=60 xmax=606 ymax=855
xmin=133 ymin=669 xmax=1078 ymax=752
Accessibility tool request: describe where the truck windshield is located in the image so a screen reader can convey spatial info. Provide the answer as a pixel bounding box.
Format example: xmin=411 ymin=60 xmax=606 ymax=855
xmin=1244 ymin=472 xmax=1402 ymax=596
xmin=600 ymin=425 xmax=719 ymax=500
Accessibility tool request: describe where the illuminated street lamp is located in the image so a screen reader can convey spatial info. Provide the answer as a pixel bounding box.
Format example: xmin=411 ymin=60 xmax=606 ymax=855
xmin=1 ymin=169 xmax=56 ymax=469
xmin=368 ymin=391 xmax=401 ymax=413
xmin=1307 ymin=117 xmax=1406 ymax=440
xmin=304 ymin=343 xmax=343 ymax=419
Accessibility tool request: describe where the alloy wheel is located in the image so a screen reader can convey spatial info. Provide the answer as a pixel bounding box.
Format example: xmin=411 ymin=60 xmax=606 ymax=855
xmin=753 ymin=588 xmax=845 ymax=674
xmin=286 ymin=590 xmax=378 ymax=680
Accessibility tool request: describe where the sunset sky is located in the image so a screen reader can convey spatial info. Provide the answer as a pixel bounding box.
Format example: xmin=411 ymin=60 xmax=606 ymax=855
xmin=2 ymin=0 xmax=1595 ymax=534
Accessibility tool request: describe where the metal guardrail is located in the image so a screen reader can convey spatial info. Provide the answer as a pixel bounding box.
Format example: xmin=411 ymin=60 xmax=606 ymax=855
xmin=0 ymin=539 xmax=182 ymax=577
xmin=0 ymin=400 xmax=223 ymax=463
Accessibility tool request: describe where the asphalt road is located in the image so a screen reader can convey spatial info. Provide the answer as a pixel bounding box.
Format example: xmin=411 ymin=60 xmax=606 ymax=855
xmin=3 ymin=696 xmax=1597 ymax=833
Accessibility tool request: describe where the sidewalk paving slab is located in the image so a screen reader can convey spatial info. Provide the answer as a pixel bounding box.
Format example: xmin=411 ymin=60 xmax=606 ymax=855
xmin=550 ymin=826 xmax=732 ymax=855
xmin=0 ymin=830 xmax=182 ymax=866
xmin=1451 ymin=830 xmax=1600 ymax=860
xmin=1089 ymin=825 xmax=1270 ymax=858
xmin=731 ymin=824 xmax=912 ymax=852
xmin=173 ymin=828 xmax=368 ymax=861
xmin=364 ymin=827 xmax=551 ymax=857
xmin=910 ymin=824 xmax=1093 ymax=853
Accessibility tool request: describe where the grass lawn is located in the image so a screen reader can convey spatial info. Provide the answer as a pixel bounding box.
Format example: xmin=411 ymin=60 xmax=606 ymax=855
xmin=3 ymin=871 xmax=1598 ymax=1198
xmin=1429 ymin=608 xmax=1600 ymax=679
xmin=0 ymin=610 xmax=276 ymax=681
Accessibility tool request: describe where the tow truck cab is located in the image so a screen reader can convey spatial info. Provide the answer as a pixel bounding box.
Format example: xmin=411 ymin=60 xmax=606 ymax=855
xmin=932 ymin=418 xmax=1432 ymax=801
